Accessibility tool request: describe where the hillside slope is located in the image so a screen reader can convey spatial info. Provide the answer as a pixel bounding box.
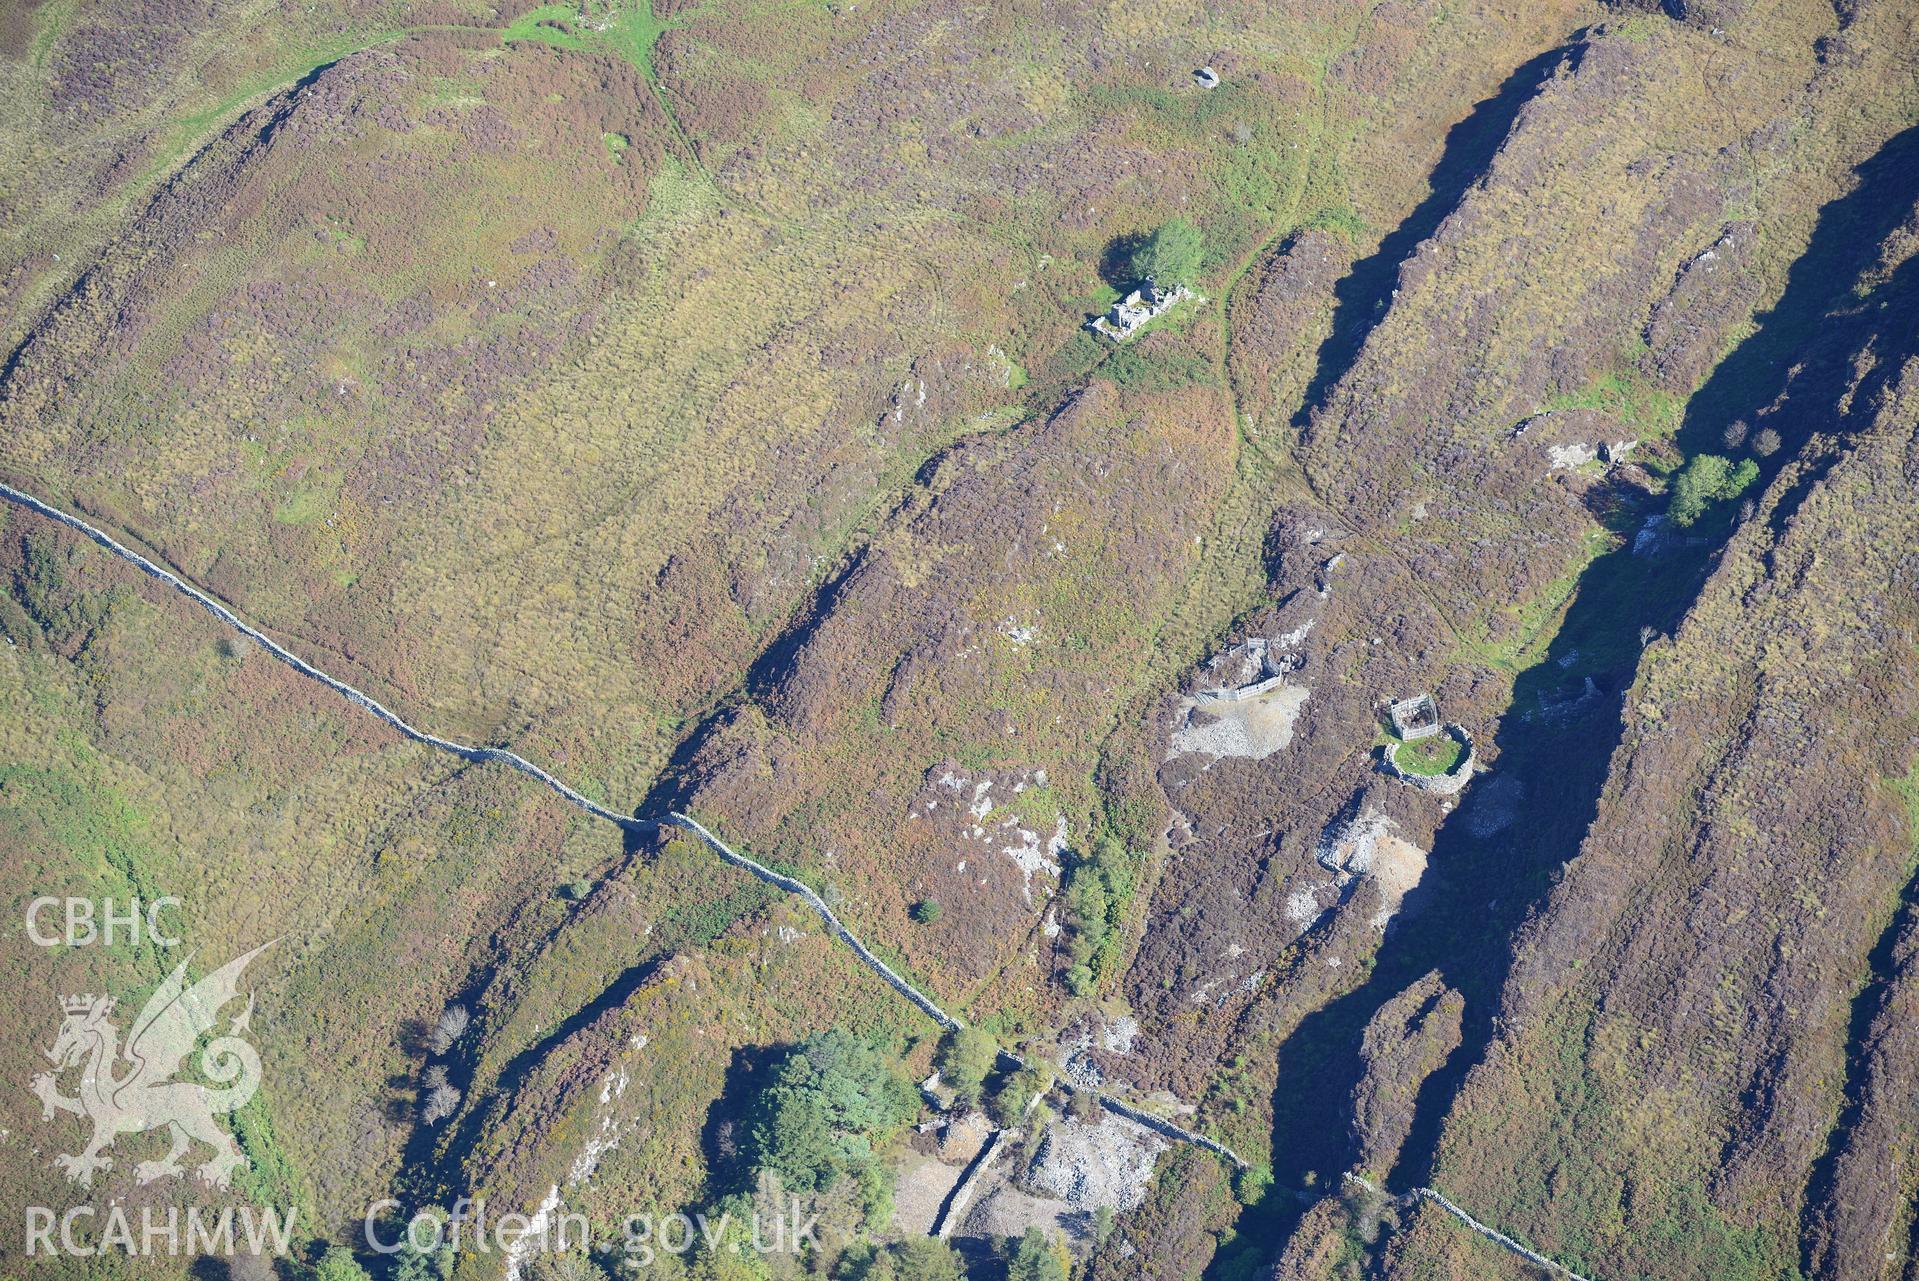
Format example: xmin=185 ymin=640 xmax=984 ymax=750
xmin=2 ymin=0 xmax=1918 ymax=1279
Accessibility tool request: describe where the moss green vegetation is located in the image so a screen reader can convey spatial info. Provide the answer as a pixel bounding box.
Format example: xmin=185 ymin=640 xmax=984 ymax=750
xmin=665 ymin=879 xmax=780 ymax=946
xmin=1102 ymin=337 xmax=1221 ymax=393
xmin=503 ymin=0 xmax=678 ymax=84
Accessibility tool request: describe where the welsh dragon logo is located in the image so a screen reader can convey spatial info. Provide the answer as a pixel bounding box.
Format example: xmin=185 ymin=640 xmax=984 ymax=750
xmin=31 ymin=943 xmax=272 ymax=1189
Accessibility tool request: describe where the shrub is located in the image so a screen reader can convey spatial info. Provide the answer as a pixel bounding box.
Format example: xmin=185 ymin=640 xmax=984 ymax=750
xmin=525 ymin=1255 xmax=602 ymax=1281
xmin=909 ymin=898 xmax=941 ymax=924
xmin=884 ymin=1238 xmax=965 ymax=1281
xmin=1129 ymin=217 xmax=1205 ymax=286
xmin=1233 ymin=1162 xmax=1274 ymax=1206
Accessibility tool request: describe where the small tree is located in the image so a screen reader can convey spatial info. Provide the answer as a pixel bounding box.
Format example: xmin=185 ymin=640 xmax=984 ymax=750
xmin=1129 ymin=218 xmax=1205 ymax=287
xmin=935 ymin=1026 xmax=998 ymax=1108
xmin=1751 ymin=425 xmax=1782 ymax=457
xmin=430 ymin=1005 xmax=470 ymax=1055
xmin=909 ymin=898 xmax=942 ymax=925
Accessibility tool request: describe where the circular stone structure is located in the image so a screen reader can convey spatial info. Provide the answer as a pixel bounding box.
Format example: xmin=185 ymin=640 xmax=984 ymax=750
xmin=1382 ymin=724 xmax=1475 ymax=795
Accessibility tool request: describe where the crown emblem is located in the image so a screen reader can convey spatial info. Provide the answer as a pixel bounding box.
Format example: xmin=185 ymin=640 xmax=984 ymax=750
xmin=60 ymin=995 xmax=109 ymax=1015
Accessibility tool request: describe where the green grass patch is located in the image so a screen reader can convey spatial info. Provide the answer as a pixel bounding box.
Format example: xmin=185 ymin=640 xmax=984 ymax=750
xmin=1300 ymin=203 xmax=1370 ymax=241
xmin=1389 ymin=732 xmax=1462 ymax=777
xmin=503 ymin=0 xmax=679 ymax=84
xmin=1534 ymin=345 xmax=1685 ymax=439
xmin=143 ymin=31 xmax=408 ymax=187
xmin=272 ymin=483 xmax=331 ymax=526
xmin=1452 ymin=526 xmax=1615 ymax=673
xmin=28 ymin=0 xmax=78 ymax=68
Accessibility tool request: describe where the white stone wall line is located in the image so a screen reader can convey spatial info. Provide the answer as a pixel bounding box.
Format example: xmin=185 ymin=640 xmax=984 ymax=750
xmin=1344 ymin=1173 xmax=1597 ymax=1281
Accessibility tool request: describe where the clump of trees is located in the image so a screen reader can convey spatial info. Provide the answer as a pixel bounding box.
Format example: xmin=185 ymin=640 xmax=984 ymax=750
xmin=391 ymin=1210 xmax=453 ymax=1281
xmin=420 ymin=1066 xmax=461 ymax=1125
xmin=1130 ymin=218 xmax=1206 ymax=287
xmin=987 ymin=1065 xmax=1052 ymax=1128
xmin=838 ymin=1237 xmax=965 ymax=1280
xmin=1005 ymin=1227 xmax=1069 ymax=1281
xmin=1667 ymin=453 xmax=1759 ymax=526
xmin=747 ymin=1030 xmax=917 ymax=1197
xmin=1060 ymin=835 xmax=1138 ymax=996
xmin=418 ymin=1005 xmax=471 ymax=1125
